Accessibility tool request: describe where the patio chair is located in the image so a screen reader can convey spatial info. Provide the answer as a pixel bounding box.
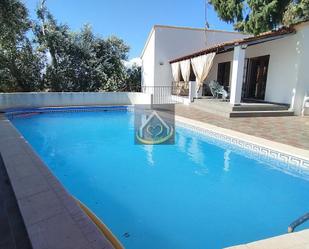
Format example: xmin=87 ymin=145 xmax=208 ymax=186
xmin=208 ymin=80 xmax=229 ymax=100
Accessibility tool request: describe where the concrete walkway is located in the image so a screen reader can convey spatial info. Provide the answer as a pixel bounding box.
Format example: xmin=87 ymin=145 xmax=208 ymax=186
xmin=176 ymin=105 xmax=309 ymax=151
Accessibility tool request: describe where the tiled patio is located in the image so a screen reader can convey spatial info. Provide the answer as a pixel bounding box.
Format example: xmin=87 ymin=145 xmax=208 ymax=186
xmin=176 ymin=105 xmax=309 ymax=151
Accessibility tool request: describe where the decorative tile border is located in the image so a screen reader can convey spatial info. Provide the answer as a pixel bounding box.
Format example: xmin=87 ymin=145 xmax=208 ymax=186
xmin=176 ymin=119 xmax=309 ymax=171
xmin=6 ymin=105 xmax=131 ymax=119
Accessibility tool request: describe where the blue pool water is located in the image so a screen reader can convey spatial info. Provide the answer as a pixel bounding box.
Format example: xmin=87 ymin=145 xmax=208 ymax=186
xmin=10 ymin=110 xmax=309 ymax=249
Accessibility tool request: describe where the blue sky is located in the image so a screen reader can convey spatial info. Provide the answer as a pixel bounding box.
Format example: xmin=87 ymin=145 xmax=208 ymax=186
xmin=24 ymin=0 xmax=234 ymax=59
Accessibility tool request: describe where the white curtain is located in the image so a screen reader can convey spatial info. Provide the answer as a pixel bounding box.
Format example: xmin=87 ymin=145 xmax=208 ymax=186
xmin=191 ymin=53 xmax=215 ymax=89
xmin=171 ymin=62 xmax=180 ymax=82
xmin=180 ymin=59 xmax=191 ymax=82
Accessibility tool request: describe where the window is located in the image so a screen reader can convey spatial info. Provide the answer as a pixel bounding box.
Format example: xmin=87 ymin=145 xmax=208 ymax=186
xmin=217 ymin=62 xmax=231 ymax=90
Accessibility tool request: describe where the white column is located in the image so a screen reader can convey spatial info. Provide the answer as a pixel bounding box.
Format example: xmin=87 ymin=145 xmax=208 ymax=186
xmin=230 ymin=46 xmax=246 ymax=105
xmin=189 ymin=81 xmax=197 ymax=102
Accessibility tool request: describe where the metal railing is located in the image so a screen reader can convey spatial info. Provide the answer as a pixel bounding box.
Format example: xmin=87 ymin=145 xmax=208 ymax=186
xmin=142 ymin=85 xmax=189 ymax=104
xmin=171 ymin=81 xmax=189 ymax=96
xmin=288 ymin=212 xmax=309 ymax=233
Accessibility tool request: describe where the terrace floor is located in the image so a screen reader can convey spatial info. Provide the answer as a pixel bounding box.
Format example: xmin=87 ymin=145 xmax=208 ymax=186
xmin=175 ymin=104 xmax=309 ymax=151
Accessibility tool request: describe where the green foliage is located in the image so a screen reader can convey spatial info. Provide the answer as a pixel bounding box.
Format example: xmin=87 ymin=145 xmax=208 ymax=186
xmin=209 ymin=0 xmax=244 ymax=24
xmin=284 ymin=0 xmax=309 ymax=25
xmin=0 ymin=0 xmax=30 ymax=45
xmin=0 ymin=39 xmax=44 ymax=92
xmin=0 ymin=0 xmax=141 ymax=92
xmin=0 ymin=0 xmax=43 ymax=92
xmin=209 ymin=0 xmax=309 ymax=34
xmin=124 ymin=64 xmax=142 ymax=92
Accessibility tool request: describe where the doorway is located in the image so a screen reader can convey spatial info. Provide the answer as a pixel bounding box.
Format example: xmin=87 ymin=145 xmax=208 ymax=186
xmin=243 ymin=55 xmax=270 ymax=100
xmin=217 ymin=61 xmax=231 ymax=91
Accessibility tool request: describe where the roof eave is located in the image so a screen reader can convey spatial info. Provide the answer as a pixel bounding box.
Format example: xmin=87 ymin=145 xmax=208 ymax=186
xmin=169 ymin=28 xmax=296 ymax=63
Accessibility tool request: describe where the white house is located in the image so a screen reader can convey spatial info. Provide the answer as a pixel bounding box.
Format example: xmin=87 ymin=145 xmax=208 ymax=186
xmin=140 ymin=25 xmax=247 ymax=89
xmin=141 ymin=22 xmax=309 ymax=116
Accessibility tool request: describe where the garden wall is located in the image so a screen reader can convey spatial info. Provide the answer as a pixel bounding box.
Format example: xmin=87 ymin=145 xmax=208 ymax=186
xmin=0 ymin=92 xmax=152 ymax=110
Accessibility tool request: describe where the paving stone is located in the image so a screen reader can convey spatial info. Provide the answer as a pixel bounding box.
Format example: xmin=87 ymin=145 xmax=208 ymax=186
xmin=176 ymin=105 xmax=309 ymax=150
xmin=28 ymin=213 xmax=90 ymax=249
xmin=19 ymin=189 xmax=64 ymax=225
xmin=11 ymin=172 xmax=50 ymax=200
xmin=4 ymin=153 xmax=39 ymax=180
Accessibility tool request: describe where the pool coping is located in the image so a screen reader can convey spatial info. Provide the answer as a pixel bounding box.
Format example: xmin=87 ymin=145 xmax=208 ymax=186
xmin=224 ymin=229 xmax=309 ymax=249
xmin=0 ymin=114 xmax=115 ymax=249
xmin=175 ymin=115 xmax=309 ymax=169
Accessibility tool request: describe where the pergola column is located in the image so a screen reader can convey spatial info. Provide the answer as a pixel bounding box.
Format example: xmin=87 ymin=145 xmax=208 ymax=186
xmin=230 ymin=46 xmax=246 ymax=105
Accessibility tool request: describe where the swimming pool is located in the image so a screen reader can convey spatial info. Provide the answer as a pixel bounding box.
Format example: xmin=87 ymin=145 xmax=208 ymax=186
xmin=9 ymin=108 xmax=309 ymax=249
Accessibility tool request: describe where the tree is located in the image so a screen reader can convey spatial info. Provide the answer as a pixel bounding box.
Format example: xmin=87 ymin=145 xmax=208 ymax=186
xmin=284 ymin=0 xmax=309 ymax=25
xmin=1 ymin=0 xmax=136 ymax=92
xmin=35 ymin=2 xmax=130 ymax=92
xmin=0 ymin=0 xmax=43 ymax=92
xmin=94 ymin=36 xmax=130 ymax=91
xmin=209 ymin=0 xmax=309 ymax=34
xmin=124 ymin=64 xmax=141 ymax=92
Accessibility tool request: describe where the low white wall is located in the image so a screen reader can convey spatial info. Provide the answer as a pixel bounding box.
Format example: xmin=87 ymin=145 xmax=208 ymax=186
xmin=0 ymin=92 xmax=152 ymax=109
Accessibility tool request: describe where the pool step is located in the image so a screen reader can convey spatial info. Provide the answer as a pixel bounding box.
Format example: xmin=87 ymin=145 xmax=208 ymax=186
xmin=191 ymin=99 xmax=293 ymax=118
xmin=229 ymin=110 xmax=295 ymax=118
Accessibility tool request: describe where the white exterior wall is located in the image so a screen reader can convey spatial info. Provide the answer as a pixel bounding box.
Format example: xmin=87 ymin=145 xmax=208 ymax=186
xmin=293 ymin=22 xmax=309 ymax=115
xmin=205 ymin=51 xmax=234 ymax=83
xmin=205 ymin=35 xmax=299 ymax=105
xmin=141 ymin=30 xmax=155 ymax=88
xmin=141 ymin=26 xmax=248 ymax=88
xmin=204 ymin=30 xmax=247 ymax=47
xmin=244 ymin=35 xmax=299 ymax=105
xmin=205 ymin=24 xmax=309 ymax=112
xmin=154 ymin=27 xmax=207 ymax=87
xmin=141 ymin=23 xmax=309 ymax=115
xmin=0 ymin=92 xmax=152 ymax=110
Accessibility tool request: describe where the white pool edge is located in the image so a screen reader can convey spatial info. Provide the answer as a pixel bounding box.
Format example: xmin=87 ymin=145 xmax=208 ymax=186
xmin=175 ymin=115 xmax=309 ymax=169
